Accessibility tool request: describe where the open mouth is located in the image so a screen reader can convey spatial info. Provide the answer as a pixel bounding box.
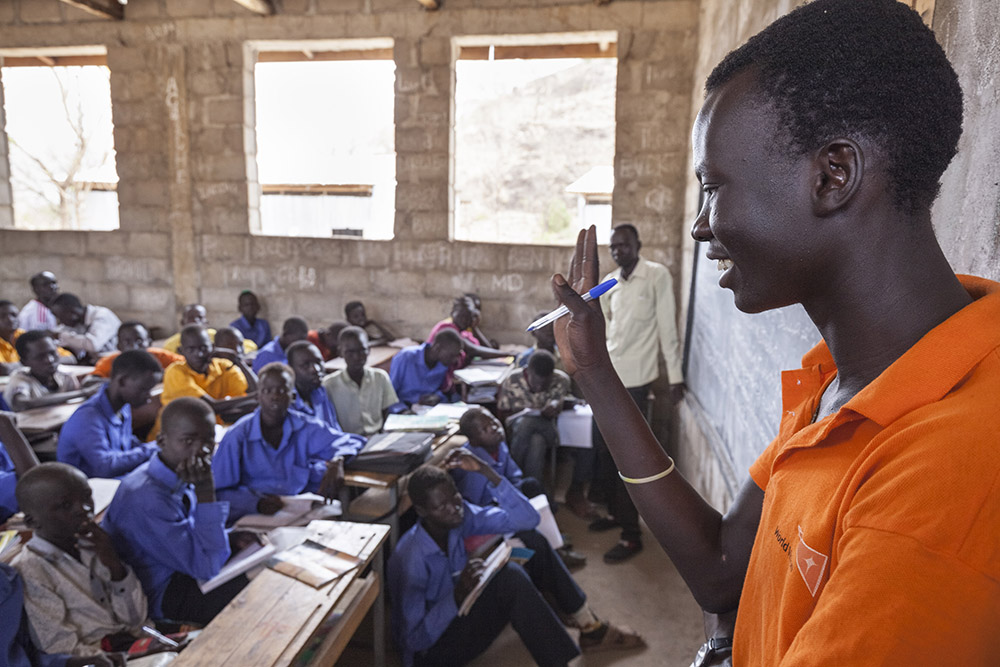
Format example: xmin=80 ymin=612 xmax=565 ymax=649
xmin=717 ymin=259 xmax=734 ymax=271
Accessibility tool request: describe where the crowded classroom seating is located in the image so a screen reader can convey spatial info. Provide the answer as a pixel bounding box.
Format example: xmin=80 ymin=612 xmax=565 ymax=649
xmin=4 ymin=2 xmax=994 ymax=664
xmin=2 ymin=276 xmax=631 ymax=665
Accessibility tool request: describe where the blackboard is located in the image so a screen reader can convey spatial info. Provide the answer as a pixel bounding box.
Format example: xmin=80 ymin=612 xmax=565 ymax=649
xmin=685 ymin=242 xmax=818 ymax=482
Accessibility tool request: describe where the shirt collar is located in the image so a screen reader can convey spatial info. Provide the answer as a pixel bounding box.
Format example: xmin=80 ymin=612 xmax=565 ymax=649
xmin=24 ymin=535 xmax=67 ymax=562
xmin=790 ymin=276 xmax=1000 ymax=429
xmin=147 ymin=453 xmax=188 ymax=494
xmin=95 ymin=385 xmax=126 ymax=425
xmin=247 ymin=408 xmax=296 ymax=448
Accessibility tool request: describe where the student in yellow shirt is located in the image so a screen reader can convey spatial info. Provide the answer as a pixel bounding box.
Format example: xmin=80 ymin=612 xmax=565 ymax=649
xmin=161 ymin=305 xmax=258 ymax=355
xmin=1 ymin=300 xmax=74 ymax=376
xmin=161 ymin=325 xmax=258 ymax=425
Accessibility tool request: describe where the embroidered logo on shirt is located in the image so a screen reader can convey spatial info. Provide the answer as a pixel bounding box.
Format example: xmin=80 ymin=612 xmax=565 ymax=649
xmin=795 ymin=525 xmax=828 ymax=597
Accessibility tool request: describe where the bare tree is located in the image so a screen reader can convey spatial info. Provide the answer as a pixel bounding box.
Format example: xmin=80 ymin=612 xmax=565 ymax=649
xmin=6 ymin=67 xmax=112 ymax=230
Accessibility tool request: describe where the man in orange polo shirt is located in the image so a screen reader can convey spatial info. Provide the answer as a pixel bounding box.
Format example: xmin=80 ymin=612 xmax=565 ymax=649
xmin=550 ymin=1 xmax=999 ymax=665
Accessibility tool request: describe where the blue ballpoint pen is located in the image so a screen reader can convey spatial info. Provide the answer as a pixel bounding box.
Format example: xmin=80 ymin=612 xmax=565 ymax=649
xmin=525 ymin=278 xmax=618 ymax=332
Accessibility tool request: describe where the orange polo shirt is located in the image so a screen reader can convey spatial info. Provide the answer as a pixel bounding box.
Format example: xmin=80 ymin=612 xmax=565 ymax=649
xmin=737 ymin=275 xmax=1000 ymax=665
xmin=91 ymin=347 xmax=184 ymax=378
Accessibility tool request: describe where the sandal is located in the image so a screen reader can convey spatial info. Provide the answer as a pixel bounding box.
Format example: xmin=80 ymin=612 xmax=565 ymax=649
xmin=579 ymin=622 xmax=645 ymax=653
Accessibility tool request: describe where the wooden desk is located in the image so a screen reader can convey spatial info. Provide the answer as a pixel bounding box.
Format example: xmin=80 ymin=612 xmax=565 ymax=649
xmin=340 ymin=426 xmax=467 ymax=545
xmin=323 ymin=345 xmax=400 ymax=374
xmin=170 ymin=521 xmax=391 ymax=667
xmin=15 ymin=398 xmax=87 ymax=434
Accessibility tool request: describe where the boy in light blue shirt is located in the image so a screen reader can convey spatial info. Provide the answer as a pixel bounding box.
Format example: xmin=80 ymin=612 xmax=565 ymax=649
xmin=389 ymin=328 xmax=463 ymax=406
xmin=229 ymin=290 xmax=271 ymax=349
xmin=251 ymin=317 xmax=309 ymax=373
xmin=57 ymin=351 xmax=162 ymax=479
xmin=102 ymin=398 xmax=245 ymax=625
xmin=213 ymin=363 xmax=361 ymax=521
xmin=285 ymin=341 xmax=366 ymax=450
xmin=389 ymin=457 xmax=640 ymax=667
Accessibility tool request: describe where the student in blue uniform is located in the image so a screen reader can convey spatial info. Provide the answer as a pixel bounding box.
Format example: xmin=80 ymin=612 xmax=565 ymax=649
xmin=389 ymin=328 xmax=463 ymax=406
xmin=229 ymin=291 xmax=271 ymax=349
xmin=251 ymin=317 xmax=309 ymax=373
xmin=389 ymin=456 xmax=642 ymax=667
xmin=102 ymin=397 xmax=245 ymax=625
xmin=57 ymin=351 xmax=162 ymax=479
xmin=285 ymin=341 xmax=366 ymax=450
xmin=212 ymin=363 xmax=362 ymax=521
xmin=450 ymin=407 xmax=540 ymax=506
xmin=0 ymin=413 xmax=39 ymax=522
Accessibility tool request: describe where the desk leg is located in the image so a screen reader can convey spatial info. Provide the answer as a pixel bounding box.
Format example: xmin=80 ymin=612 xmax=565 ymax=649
xmin=388 ymin=484 xmax=399 ymax=547
xmin=374 ymin=546 xmax=387 ymax=667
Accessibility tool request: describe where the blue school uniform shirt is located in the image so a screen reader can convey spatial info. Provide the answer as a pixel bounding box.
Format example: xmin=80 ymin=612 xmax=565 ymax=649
xmin=57 ymin=385 xmax=157 ymax=479
xmin=0 ymin=441 xmax=17 ymax=523
xmin=1 ymin=564 xmax=70 ymax=667
xmin=102 ymin=454 xmax=231 ymax=618
xmin=212 ymin=408 xmax=363 ymax=520
xmin=229 ymin=315 xmax=272 ymax=349
xmin=251 ymin=336 xmax=287 ymax=373
xmin=291 ymin=386 xmax=367 ymax=451
xmin=389 ymin=343 xmax=450 ymax=405
xmin=450 ymin=441 xmax=523 ymax=507
xmin=388 ymin=477 xmax=540 ymax=667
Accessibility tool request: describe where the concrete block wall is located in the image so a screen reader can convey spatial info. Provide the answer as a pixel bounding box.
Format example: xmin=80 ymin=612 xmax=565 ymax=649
xmin=0 ymin=0 xmax=699 ymax=347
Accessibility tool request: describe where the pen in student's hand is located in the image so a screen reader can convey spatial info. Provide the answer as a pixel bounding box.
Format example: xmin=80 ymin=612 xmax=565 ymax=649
xmin=141 ymin=625 xmax=181 ymax=648
xmin=526 ymin=278 xmax=617 ymax=332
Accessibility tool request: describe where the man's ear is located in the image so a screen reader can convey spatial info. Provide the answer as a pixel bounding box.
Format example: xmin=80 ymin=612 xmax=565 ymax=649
xmin=812 ymin=139 xmax=863 ymax=216
xmin=414 ymin=504 xmax=427 ymax=520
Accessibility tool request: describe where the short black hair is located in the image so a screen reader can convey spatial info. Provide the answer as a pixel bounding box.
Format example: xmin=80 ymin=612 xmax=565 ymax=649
xmin=214 ymin=326 xmax=242 ymax=345
xmin=452 ymin=296 xmax=472 ymax=312
xmin=111 ymin=349 xmax=162 ymax=379
xmin=161 ymin=396 xmax=214 ymax=435
xmin=612 ymin=223 xmax=640 ymax=242
xmin=527 ymin=349 xmax=556 ymax=377
xmin=285 ymin=340 xmax=317 ymax=367
xmin=118 ymin=320 xmax=147 ymax=335
xmin=282 ymin=317 xmax=309 ymax=337
xmin=29 ymin=272 xmax=55 ymax=288
xmin=408 ymin=465 xmax=455 ymax=509
xmin=430 ymin=327 xmax=462 ymax=348
xmin=16 ymin=462 xmax=86 ymax=517
xmin=705 ymin=0 xmax=962 ymax=214
xmin=51 ymin=293 xmax=83 ymax=310
xmin=180 ymin=323 xmax=207 ymax=342
xmin=457 ymin=406 xmax=488 ymax=437
xmin=338 ymin=325 xmax=368 ymax=346
xmin=14 ymin=329 xmax=53 ymax=359
xmin=463 ymin=293 xmax=482 ymax=310
xmin=344 ymin=300 xmax=364 ymax=315
xmin=258 ymin=361 xmax=294 ymax=384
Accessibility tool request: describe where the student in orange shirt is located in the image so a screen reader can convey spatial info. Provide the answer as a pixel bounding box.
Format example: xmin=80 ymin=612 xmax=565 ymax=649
xmin=306 ymin=321 xmax=348 ymax=362
xmin=91 ymin=322 xmax=183 ymax=379
xmin=551 ymin=1 xmax=999 ymax=665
